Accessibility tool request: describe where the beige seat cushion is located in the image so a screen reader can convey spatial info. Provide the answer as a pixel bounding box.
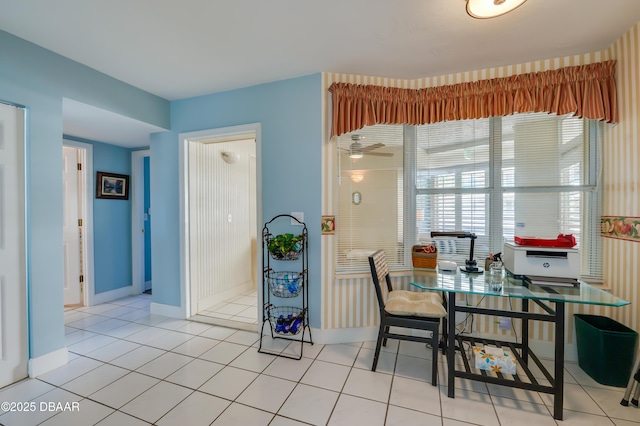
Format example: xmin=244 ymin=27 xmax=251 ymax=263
xmin=388 ymin=290 xmax=443 ymax=305
xmin=385 ymin=291 xmax=447 ymax=318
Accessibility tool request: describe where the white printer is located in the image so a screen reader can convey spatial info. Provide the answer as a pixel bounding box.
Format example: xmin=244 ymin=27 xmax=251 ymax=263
xmin=503 ymin=242 xmax=580 ymax=279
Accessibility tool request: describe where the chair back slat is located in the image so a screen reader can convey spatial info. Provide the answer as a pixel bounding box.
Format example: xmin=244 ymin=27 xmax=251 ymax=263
xmin=369 ymin=250 xmax=390 ymax=309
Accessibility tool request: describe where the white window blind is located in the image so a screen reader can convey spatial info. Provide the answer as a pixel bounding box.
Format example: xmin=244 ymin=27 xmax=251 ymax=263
xmin=336 ymin=125 xmax=405 ymax=272
xmin=335 ymin=113 xmax=602 ymax=281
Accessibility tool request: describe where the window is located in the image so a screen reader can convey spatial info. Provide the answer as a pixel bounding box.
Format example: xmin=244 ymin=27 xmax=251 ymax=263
xmin=336 ymin=113 xmax=602 ymax=281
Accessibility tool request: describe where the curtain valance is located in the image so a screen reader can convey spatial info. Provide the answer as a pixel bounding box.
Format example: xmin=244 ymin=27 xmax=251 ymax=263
xmin=329 ymin=60 xmax=618 ymax=137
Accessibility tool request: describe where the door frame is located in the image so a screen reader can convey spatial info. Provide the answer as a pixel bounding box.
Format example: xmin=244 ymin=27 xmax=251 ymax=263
xmin=62 ymin=139 xmax=94 ymax=306
xmin=178 ymin=123 xmax=262 ymax=318
xmin=131 ymin=149 xmax=150 ymax=295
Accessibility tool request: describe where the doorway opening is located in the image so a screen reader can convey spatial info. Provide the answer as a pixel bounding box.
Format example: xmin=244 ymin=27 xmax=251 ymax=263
xmin=62 ymin=139 xmax=94 ymax=307
xmin=179 ymin=124 xmax=261 ymax=331
xmin=132 ymin=149 xmax=151 ymax=295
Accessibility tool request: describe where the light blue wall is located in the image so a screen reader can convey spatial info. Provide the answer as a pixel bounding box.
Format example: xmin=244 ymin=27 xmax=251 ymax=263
xmin=151 ymin=74 xmax=323 ymax=326
xmin=0 ymin=30 xmax=169 ymax=359
xmin=93 ymin=141 xmax=133 ymax=293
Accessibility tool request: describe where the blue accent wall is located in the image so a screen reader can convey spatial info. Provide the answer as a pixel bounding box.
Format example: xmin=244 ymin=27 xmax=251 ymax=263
xmin=93 ymin=141 xmax=133 ymax=293
xmin=151 ymin=74 xmax=323 ymax=326
xmin=0 ymin=29 xmax=169 ymax=359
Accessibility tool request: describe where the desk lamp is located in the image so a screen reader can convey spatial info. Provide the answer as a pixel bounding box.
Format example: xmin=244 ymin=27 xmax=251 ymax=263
xmin=430 ymin=231 xmax=482 ymax=273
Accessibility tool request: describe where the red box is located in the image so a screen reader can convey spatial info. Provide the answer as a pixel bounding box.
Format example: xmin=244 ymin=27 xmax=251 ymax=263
xmin=514 ymin=234 xmax=576 ymax=248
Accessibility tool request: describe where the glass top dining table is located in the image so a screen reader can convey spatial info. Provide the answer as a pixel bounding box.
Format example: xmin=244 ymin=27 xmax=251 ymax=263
xmin=410 ymin=268 xmax=629 ymax=307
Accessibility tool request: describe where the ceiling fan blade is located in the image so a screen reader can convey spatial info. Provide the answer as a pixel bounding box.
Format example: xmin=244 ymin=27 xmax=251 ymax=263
xmin=361 ymin=143 xmax=385 ymax=152
xmin=365 ymin=152 xmax=393 ymax=157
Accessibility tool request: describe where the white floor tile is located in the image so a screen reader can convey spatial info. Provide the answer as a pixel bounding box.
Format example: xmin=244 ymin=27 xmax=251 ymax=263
xmin=263 ymin=356 xmax=313 ymax=382
xmin=165 ymin=358 xmax=224 ymax=389
xmin=0 ymin=387 xmax=81 ymax=426
xmin=13 ymin=295 xmax=631 ymax=426
xmin=144 ymin=330 xmax=194 ymax=350
xmin=327 ymin=393 xmax=387 ymax=426
xmin=95 ymin=410 xmax=152 ymax=426
xmin=120 ymin=381 xmax=192 ymax=424
xmin=300 ymin=360 xmax=351 ymax=392
xmin=85 ymin=339 xmax=141 ymax=362
xmin=394 ymin=353 xmax=433 ymax=382
xmin=386 ymin=405 xmax=443 ymax=426
xmin=582 ymin=385 xmax=640 ymax=423
xmin=237 ymin=374 xmax=296 ymax=413
xmin=175 ymin=321 xmax=213 ymax=335
xmin=389 ymin=376 xmax=441 ymax=416
xmin=278 ymin=383 xmax=339 ymax=426
xmin=39 ymin=398 xmax=114 ymax=426
xmin=156 ymin=390 xmax=230 ymax=426
xmin=440 ymin=387 xmax=500 ymax=426
xmin=0 ymin=378 xmax=56 ymax=403
xmin=124 ymin=326 xmax=171 ymax=344
xmin=199 ymin=341 xmax=248 ymax=364
xmin=110 ymin=345 xmax=165 ymax=370
xmin=88 ymin=372 xmax=159 ymax=409
xmin=229 ymin=347 xmax=276 ymax=372
xmin=491 ymin=394 xmax=556 ymax=426
xmin=316 ymin=343 xmax=360 ymax=366
xmin=226 ymin=329 xmax=260 ymax=346
xmin=198 ymin=366 xmax=258 ymax=400
xmin=37 ymin=356 xmax=104 ymax=387
xmin=135 ymin=352 xmax=193 ymax=379
xmin=211 ymin=402 xmax=273 ymax=425
xmin=342 ymin=367 xmax=393 ymax=402
xmin=354 ymin=347 xmax=397 ymax=374
xmin=60 ymin=364 xmax=128 ymax=396
xmin=171 ymin=335 xmax=220 ymax=357
xmin=538 ymin=382 xmax=605 ymax=415
xmin=199 ymin=325 xmax=237 ymax=341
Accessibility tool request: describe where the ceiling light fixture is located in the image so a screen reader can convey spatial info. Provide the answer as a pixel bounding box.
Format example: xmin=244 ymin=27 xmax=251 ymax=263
xmin=466 ymin=0 xmax=526 ymax=19
xmin=349 ymin=143 xmax=364 ymax=159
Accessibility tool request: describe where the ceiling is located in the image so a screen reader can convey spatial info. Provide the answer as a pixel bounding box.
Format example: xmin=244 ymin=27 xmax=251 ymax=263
xmin=2 ymin=0 xmax=640 ymax=147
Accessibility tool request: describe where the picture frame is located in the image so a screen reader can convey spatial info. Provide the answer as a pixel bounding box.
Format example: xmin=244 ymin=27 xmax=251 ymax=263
xmin=96 ymin=171 xmax=130 ymax=200
xmin=321 ymin=215 xmax=335 ymax=235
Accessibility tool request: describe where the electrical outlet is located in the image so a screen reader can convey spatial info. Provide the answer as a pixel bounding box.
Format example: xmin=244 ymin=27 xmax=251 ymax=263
xmin=498 ymin=317 xmax=511 ymax=330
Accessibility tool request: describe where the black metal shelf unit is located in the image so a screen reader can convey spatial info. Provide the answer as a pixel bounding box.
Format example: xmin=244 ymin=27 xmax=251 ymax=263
xmin=258 ymin=214 xmax=313 ymax=360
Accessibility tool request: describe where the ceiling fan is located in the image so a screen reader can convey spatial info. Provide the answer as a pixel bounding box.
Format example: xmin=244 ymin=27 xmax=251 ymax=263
xmin=342 ymin=135 xmax=393 ymax=158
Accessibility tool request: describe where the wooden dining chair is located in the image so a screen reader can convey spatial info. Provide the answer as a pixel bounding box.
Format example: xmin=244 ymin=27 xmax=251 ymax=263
xmin=368 ymin=249 xmax=447 ymax=386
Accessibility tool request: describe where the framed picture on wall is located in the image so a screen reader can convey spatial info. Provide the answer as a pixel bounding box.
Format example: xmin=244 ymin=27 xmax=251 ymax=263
xmin=96 ymin=171 xmax=130 ymax=200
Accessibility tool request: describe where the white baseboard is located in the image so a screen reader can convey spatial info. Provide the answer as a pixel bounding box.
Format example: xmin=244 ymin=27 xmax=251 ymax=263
xmin=91 ymin=285 xmax=135 ymax=306
xmin=29 ymin=347 xmax=68 ymax=378
xmin=144 ymin=280 xmax=152 ymax=291
xmin=151 ymin=302 xmax=186 ymax=319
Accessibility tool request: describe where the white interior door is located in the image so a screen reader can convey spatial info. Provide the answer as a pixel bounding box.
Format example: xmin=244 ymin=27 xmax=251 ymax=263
xmin=0 ymin=102 xmax=28 ymax=388
xmin=62 ymin=146 xmax=81 ymax=305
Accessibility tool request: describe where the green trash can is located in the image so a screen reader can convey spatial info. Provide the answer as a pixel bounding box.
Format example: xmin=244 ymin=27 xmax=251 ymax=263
xmin=574 ymin=314 xmax=638 ymax=387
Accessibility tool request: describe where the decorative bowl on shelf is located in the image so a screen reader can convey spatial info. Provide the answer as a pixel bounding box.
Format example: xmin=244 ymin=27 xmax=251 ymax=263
xmin=267 ymin=271 xmax=303 ymax=297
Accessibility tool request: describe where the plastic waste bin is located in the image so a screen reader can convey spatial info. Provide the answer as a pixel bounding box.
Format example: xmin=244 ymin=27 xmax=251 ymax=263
xmin=574 ymin=314 xmax=638 ymax=387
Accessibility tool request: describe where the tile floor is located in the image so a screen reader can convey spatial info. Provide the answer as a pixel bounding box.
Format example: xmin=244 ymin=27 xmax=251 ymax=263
xmin=1 ymin=293 xmax=638 ymax=425
xmin=193 ymin=289 xmax=258 ymax=330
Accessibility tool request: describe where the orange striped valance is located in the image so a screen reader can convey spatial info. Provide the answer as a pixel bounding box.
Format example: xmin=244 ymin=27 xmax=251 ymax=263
xmin=328 ymin=60 xmax=618 ymax=137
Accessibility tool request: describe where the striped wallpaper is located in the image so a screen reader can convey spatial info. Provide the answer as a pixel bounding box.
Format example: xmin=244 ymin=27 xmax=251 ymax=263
xmin=320 ymin=20 xmax=640 ymax=342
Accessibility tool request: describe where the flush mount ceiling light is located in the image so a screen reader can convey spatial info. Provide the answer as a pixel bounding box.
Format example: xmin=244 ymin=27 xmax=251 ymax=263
xmin=466 ymin=0 xmax=527 ymax=19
